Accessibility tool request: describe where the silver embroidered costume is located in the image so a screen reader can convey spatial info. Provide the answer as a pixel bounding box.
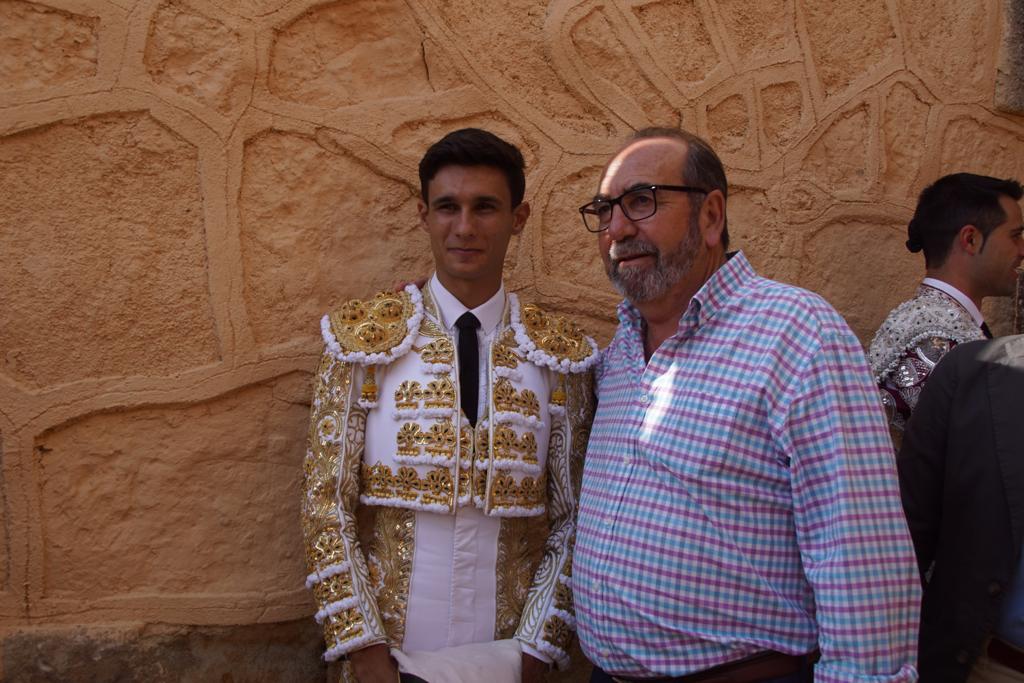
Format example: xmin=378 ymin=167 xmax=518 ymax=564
xmin=867 ymin=285 xmax=983 ymax=435
xmin=300 ymin=283 xmax=597 ymax=671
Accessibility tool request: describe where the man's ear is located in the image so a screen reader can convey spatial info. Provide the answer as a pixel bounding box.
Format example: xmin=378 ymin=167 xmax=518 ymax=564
xmin=699 ymin=189 xmax=726 ymax=248
xmin=511 ymin=201 xmax=531 ymax=236
xmin=417 ymin=198 xmax=429 ymax=233
xmin=957 ymin=224 xmax=982 ymax=256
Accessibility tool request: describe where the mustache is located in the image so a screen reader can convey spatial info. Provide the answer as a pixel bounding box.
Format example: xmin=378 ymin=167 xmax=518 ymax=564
xmin=609 ymin=240 xmax=659 ymax=262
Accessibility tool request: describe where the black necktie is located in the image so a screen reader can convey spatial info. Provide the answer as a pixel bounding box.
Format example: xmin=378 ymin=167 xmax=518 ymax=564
xmin=455 ymin=312 xmax=481 ymax=426
xmin=981 ymin=321 xmax=994 ymax=339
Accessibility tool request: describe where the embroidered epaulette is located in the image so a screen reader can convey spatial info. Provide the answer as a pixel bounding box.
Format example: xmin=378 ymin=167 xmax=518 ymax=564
xmin=509 ymin=294 xmax=599 ymax=374
xmin=868 ymin=286 xmax=982 ymax=381
xmin=320 ymin=285 xmax=424 ymax=365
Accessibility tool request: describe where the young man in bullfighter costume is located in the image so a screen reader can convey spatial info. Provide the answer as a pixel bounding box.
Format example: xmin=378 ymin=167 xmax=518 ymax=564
xmin=301 ymin=128 xmax=597 ymax=683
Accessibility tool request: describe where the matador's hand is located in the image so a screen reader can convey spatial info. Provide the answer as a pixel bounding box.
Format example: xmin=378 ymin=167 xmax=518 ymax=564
xmin=521 ymin=652 xmax=550 ymax=683
xmin=349 ymin=643 xmax=400 ymax=683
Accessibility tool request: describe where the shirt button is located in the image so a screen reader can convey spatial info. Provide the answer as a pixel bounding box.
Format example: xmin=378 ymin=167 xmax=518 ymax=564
xmin=989 ymin=581 xmax=1002 ymax=596
xmin=955 ymin=650 xmax=970 ymax=665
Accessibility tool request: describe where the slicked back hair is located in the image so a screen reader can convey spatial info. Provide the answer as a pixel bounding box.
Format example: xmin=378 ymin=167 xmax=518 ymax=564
xmin=418 ymin=128 xmax=526 ymax=207
xmin=629 ymin=127 xmax=730 ymax=250
xmin=907 ymin=172 xmax=1023 ymax=268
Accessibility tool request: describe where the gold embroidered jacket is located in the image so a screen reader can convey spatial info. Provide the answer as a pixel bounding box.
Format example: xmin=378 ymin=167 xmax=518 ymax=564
xmin=301 ymin=284 xmax=597 ymax=669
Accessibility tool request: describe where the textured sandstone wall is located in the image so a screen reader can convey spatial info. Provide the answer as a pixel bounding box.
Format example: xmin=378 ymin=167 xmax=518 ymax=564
xmin=2 ymin=0 xmax=1024 ymax=679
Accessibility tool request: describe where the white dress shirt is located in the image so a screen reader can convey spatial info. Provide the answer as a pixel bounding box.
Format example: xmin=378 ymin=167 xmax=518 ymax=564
xmin=402 ymin=275 xmax=507 ymax=652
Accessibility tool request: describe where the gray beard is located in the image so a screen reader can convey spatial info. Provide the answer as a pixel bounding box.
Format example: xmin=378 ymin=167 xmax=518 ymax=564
xmin=606 ymin=224 xmax=699 ymax=303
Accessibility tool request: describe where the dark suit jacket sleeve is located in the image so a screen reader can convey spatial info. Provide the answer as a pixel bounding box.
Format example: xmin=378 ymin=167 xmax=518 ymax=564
xmin=896 ymin=336 xmax=1024 ymax=681
xmin=897 ymin=343 xmax=961 ymax=578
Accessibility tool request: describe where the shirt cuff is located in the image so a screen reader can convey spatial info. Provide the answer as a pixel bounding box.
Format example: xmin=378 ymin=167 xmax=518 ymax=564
xmin=814 ymin=662 xmax=918 ymax=683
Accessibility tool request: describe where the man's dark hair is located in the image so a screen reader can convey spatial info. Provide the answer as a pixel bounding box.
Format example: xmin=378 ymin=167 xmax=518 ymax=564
xmin=630 ymin=127 xmax=730 ymax=250
xmin=418 ymin=128 xmax=526 ymax=207
xmin=907 ymin=172 xmax=1023 ymax=268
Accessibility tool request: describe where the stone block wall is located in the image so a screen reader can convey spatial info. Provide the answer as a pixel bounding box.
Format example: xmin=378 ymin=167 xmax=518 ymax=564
xmin=1 ymin=0 xmax=1023 ymax=679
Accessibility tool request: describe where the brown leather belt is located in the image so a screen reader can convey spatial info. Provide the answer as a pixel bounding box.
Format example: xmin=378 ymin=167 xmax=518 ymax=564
xmin=989 ymin=638 xmax=1024 ymax=673
xmin=612 ymin=650 xmax=813 ymax=683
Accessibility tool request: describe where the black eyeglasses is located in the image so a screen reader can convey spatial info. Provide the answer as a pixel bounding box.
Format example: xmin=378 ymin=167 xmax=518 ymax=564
xmin=579 ymin=184 xmax=708 ymax=233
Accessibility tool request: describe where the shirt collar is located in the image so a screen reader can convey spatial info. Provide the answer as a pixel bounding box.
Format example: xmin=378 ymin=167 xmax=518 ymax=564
xmin=690 ymin=251 xmax=753 ymax=327
xmin=428 ymin=273 xmax=506 ymax=334
xmin=921 ymin=277 xmax=984 ymax=326
xmin=615 ymin=251 xmax=755 ymax=334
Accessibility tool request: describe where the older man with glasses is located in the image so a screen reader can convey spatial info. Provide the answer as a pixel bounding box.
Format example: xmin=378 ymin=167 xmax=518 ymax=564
xmin=571 ymin=127 xmax=921 ymax=683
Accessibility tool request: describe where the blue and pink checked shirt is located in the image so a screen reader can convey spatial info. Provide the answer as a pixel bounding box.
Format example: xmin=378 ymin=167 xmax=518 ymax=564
xmin=574 ymin=252 xmax=920 ymax=682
